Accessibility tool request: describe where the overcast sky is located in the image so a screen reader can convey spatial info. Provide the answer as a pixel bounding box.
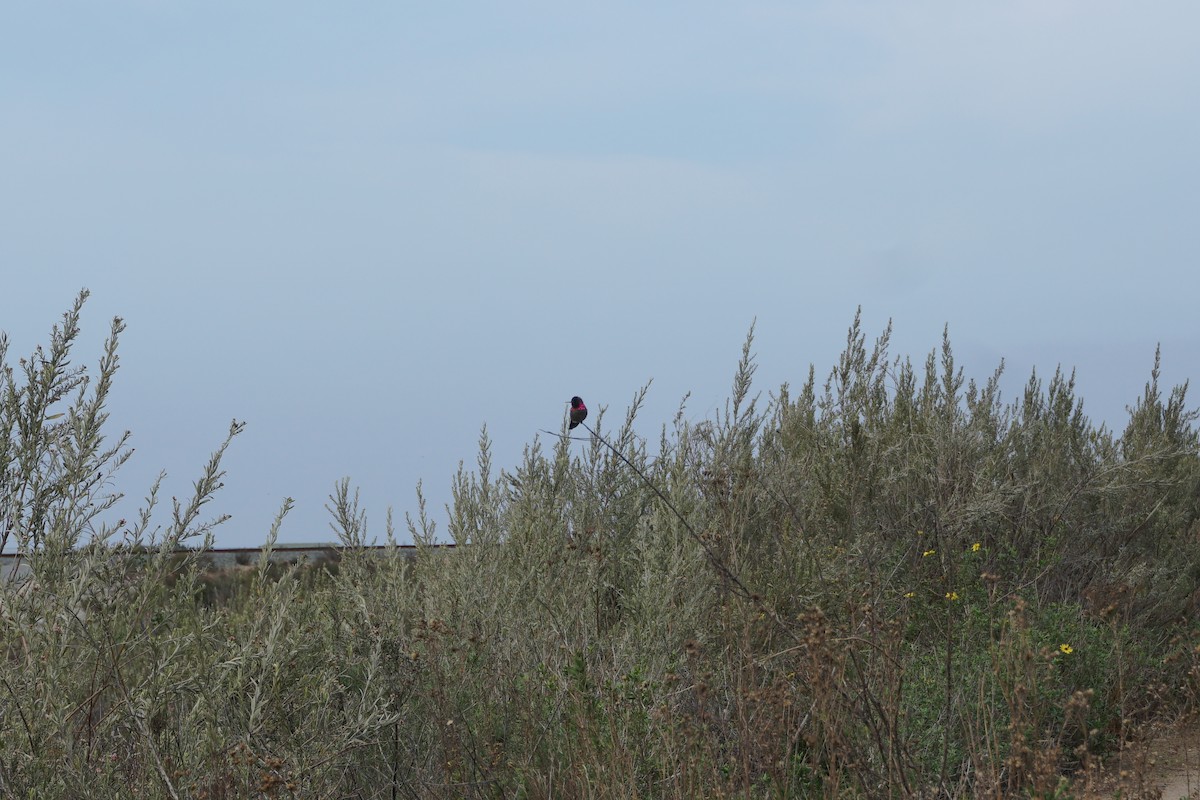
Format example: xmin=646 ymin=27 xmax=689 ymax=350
xmin=3 ymin=2 xmax=1198 ymax=547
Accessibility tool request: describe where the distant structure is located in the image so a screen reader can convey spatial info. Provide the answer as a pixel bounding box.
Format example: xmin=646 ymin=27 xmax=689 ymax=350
xmin=1 ymin=542 xmax=453 ymax=581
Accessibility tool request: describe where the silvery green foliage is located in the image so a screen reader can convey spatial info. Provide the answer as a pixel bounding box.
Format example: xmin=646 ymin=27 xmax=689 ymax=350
xmin=4 ymin=297 xmax=1199 ymax=797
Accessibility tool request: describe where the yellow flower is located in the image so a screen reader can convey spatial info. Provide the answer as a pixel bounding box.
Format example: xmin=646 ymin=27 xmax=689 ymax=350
xmin=917 ymin=530 xmax=924 ymax=536
xmin=904 ymin=592 xmax=915 ymax=599
xmin=1059 ymin=643 xmax=1074 ymax=655
xmin=923 ymin=549 xmax=936 ymax=557
xmin=971 ymin=542 xmax=981 ymax=552
xmin=945 ymin=592 xmax=959 ymax=601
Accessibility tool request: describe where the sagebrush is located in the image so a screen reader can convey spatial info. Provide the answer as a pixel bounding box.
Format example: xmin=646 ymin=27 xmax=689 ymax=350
xmin=3 ymin=293 xmax=1199 ymax=798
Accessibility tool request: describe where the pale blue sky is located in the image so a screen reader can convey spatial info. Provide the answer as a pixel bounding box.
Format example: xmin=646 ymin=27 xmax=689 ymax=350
xmin=3 ymin=2 xmax=1198 ymax=547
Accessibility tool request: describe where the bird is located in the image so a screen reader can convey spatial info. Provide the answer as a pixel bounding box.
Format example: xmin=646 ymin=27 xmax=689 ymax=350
xmin=568 ymin=396 xmax=588 ymax=429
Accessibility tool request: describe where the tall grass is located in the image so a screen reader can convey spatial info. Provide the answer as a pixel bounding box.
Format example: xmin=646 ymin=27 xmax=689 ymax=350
xmin=3 ymin=295 xmax=1199 ymax=798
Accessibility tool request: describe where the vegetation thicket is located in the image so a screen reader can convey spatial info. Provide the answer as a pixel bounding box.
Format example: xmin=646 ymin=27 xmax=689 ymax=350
xmin=3 ymin=292 xmax=1200 ymax=799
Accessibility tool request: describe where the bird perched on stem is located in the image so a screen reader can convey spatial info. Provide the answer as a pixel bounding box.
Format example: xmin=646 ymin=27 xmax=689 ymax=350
xmin=568 ymin=396 xmax=587 ymax=429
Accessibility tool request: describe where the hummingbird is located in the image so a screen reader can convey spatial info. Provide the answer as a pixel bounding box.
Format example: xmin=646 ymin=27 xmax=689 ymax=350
xmin=568 ymin=396 xmax=588 ymax=429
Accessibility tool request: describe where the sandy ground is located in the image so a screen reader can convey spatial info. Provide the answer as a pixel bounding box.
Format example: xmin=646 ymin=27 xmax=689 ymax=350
xmin=1148 ymin=722 xmax=1200 ymax=800
xmin=1057 ymin=719 xmax=1200 ymax=799
xmin=1104 ymin=720 xmax=1200 ymax=800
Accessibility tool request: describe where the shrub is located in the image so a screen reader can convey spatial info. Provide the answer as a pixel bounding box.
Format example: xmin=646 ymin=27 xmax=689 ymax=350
xmin=3 ymin=295 xmax=1198 ymax=798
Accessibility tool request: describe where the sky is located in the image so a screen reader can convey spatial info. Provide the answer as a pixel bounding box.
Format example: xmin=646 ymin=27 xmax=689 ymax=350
xmin=2 ymin=2 xmax=1198 ymax=548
